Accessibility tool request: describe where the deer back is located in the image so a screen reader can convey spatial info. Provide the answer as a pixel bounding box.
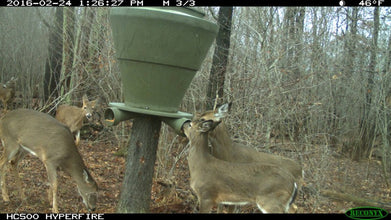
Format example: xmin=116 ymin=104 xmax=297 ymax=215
xmin=1 ymin=109 xmax=81 ymax=165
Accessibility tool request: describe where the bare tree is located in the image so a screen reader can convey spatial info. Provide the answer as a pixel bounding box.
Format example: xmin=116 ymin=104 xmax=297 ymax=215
xmin=44 ymin=8 xmax=63 ymax=103
xmin=356 ymin=8 xmax=380 ymax=160
xmin=206 ymin=7 xmax=233 ymax=109
xmin=60 ymin=7 xmax=75 ymax=101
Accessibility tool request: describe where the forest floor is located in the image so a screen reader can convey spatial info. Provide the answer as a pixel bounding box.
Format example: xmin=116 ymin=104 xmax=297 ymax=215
xmin=0 ymin=127 xmax=390 ymax=214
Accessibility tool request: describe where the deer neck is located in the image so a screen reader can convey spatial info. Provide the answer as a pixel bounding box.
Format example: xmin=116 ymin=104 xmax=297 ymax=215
xmin=76 ymin=108 xmax=87 ymax=122
xmin=188 ymin=131 xmax=211 ymax=164
xmin=64 ymin=156 xmax=97 ymax=211
xmin=209 ymin=122 xmax=233 ymax=147
xmin=208 ymin=122 xmax=235 ymax=158
xmin=66 ymin=108 xmax=86 ymax=132
xmin=63 ymin=152 xmax=89 ymax=185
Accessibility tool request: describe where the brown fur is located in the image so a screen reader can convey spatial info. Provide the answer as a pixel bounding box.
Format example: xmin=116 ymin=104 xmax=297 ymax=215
xmin=55 ymin=94 xmax=98 ymax=146
xmin=194 ymin=104 xmax=303 ymax=184
xmin=0 ymin=109 xmax=98 ymax=212
xmin=0 ymin=77 xmax=17 ymax=111
xmin=184 ymin=106 xmax=297 ymax=213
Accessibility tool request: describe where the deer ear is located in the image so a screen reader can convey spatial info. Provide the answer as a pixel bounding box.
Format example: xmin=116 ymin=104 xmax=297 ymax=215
xmin=214 ymin=103 xmax=229 ymax=119
xmin=90 ymin=100 xmax=97 ymax=108
xmin=82 ymin=94 xmax=89 ymax=101
xmin=199 ymin=120 xmax=213 ymax=132
xmin=192 ymin=112 xmax=202 ymax=120
xmin=220 ymin=103 xmax=230 ymax=113
xmin=94 ymin=98 xmax=100 ymax=106
xmin=82 ymin=94 xmax=89 ymax=105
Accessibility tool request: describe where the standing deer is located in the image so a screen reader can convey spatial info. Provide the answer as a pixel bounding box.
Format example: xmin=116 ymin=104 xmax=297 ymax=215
xmin=183 ymin=105 xmax=298 ymax=213
xmin=194 ymin=103 xmax=303 ymax=184
xmin=55 ymin=94 xmax=98 ymax=146
xmin=193 ymin=104 xmax=303 ymax=212
xmin=0 ymin=109 xmax=98 ymax=212
xmin=0 ymin=77 xmax=18 ymax=111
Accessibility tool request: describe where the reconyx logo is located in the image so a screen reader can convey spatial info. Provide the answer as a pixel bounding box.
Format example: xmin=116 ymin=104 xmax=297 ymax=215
xmin=345 ymin=206 xmax=388 ymax=220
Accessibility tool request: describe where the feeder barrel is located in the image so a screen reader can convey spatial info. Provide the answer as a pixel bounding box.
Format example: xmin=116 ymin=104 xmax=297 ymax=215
xmin=104 ymin=106 xmax=191 ymax=137
xmin=104 ymin=107 xmax=138 ymax=126
xmin=160 ymin=117 xmax=191 ymax=137
xmin=110 ymin=7 xmax=219 ymax=114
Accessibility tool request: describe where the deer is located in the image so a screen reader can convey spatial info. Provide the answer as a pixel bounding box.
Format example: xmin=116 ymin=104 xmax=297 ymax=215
xmin=194 ymin=103 xmax=303 ymax=184
xmin=0 ymin=77 xmax=18 ymax=111
xmin=194 ymin=104 xmax=303 ymax=212
xmin=0 ymin=109 xmax=98 ymax=213
xmin=183 ymin=105 xmax=298 ymax=213
xmin=55 ymin=94 xmax=98 ymax=146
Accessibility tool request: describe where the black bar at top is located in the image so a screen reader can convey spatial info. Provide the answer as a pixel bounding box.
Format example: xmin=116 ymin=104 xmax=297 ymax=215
xmin=149 ymin=0 xmax=388 ymax=6
xmin=88 ymin=0 xmax=389 ymax=6
xmin=89 ymin=0 xmax=390 ymax=7
xmin=1 ymin=0 xmax=389 ymax=7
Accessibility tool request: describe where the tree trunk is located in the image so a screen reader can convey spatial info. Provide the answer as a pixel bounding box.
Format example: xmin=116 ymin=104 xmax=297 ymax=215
xmin=344 ymin=8 xmax=358 ymax=79
xmin=60 ymin=7 xmax=75 ymax=100
xmin=69 ymin=9 xmax=95 ymax=101
xmin=117 ymin=116 xmax=161 ymax=213
xmin=44 ymin=8 xmax=63 ymax=102
xmin=356 ymin=8 xmax=379 ymax=160
xmin=282 ymin=7 xmax=306 ymax=141
xmin=292 ymin=8 xmax=305 ymax=79
xmin=206 ymin=7 xmax=233 ymax=109
xmin=292 ymin=8 xmax=305 ymax=141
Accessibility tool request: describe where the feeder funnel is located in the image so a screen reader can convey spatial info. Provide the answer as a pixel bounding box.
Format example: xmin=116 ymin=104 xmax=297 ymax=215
xmin=109 ymin=7 xmax=218 ymax=119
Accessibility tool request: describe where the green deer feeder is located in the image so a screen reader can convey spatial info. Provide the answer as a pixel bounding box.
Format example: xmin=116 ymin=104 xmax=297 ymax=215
xmin=105 ymin=7 xmax=218 ymax=213
xmin=105 ymin=7 xmax=218 ymax=132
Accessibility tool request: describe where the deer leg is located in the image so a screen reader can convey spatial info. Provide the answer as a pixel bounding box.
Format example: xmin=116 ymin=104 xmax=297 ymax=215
xmin=75 ymin=130 xmax=80 ymax=146
xmin=1 ymin=141 xmax=25 ymax=202
xmin=255 ymin=198 xmax=271 ymax=213
xmin=289 ymin=203 xmax=298 ymax=213
xmin=9 ymin=152 xmax=26 ymax=202
xmin=256 ymin=194 xmax=288 ymax=213
xmin=199 ymin=198 xmax=215 ymax=213
xmin=217 ymin=204 xmax=239 ymax=213
xmin=45 ymin=165 xmax=59 ymax=213
xmin=47 ymin=186 xmax=52 ymax=205
xmin=0 ymin=153 xmax=10 ymax=202
xmin=216 ymin=204 xmax=224 ymax=213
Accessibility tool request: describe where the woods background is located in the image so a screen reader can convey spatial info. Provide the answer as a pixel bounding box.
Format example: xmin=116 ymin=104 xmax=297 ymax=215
xmin=0 ymin=7 xmax=390 ymax=212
